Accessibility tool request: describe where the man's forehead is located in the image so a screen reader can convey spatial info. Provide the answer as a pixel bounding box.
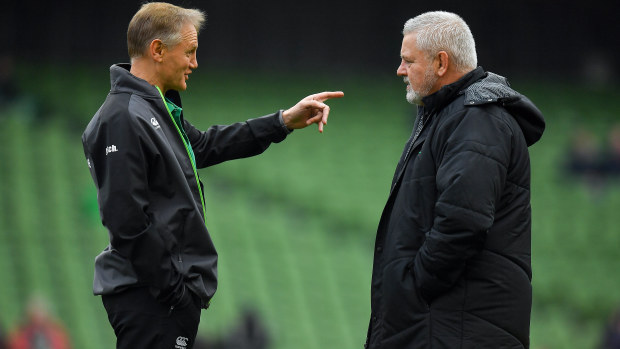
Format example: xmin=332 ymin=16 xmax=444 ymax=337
xmin=402 ymin=33 xmax=417 ymax=46
xmin=400 ymin=34 xmax=418 ymax=56
xmin=180 ymin=22 xmax=198 ymax=44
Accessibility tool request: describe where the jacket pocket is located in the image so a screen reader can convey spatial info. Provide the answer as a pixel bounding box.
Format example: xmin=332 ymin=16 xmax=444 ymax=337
xmin=381 ymin=257 xmax=429 ymax=331
xmin=176 ymin=210 xmax=188 ymax=264
xmin=393 ymin=176 xmax=435 ymax=234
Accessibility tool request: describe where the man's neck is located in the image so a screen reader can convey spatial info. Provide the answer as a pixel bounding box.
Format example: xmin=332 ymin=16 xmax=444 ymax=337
xmin=129 ymin=59 xmax=161 ymax=92
xmin=437 ymin=68 xmax=468 ymax=92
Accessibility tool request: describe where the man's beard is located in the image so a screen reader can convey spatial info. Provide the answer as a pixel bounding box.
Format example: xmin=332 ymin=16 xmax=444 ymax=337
xmin=405 ymin=67 xmax=437 ymax=105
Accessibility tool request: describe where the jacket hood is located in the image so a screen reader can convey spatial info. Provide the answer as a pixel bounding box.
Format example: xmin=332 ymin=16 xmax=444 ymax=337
xmin=464 ymin=72 xmax=545 ymax=146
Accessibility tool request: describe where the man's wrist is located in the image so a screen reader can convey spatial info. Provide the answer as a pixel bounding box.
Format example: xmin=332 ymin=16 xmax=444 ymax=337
xmin=278 ymin=110 xmax=293 ymax=134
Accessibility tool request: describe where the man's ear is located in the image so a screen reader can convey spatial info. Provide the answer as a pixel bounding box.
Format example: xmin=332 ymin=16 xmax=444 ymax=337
xmin=435 ymin=51 xmax=449 ymax=77
xmin=150 ymin=39 xmax=165 ymax=63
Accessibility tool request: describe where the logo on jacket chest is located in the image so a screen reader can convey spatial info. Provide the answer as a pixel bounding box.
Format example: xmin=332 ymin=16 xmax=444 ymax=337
xmin=151 ymin=117 xmax=161 ymax=129
xmin=175 ymin=336 xmax=188 ymax=348
xmin=105 ymin=145 xmax=118 ymax=155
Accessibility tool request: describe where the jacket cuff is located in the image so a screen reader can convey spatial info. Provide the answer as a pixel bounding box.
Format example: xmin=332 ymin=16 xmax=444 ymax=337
xmin=246 ymin=111 xmax=290 ymax=143
xmin=278 ymin=110 xmax=293 ymax=135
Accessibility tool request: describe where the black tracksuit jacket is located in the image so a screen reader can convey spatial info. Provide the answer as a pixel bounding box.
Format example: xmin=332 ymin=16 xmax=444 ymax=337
xmin=367 ymin=67 xmax=545 ymax=348
xmin=82 ymin=64 xmax=289 ymax=309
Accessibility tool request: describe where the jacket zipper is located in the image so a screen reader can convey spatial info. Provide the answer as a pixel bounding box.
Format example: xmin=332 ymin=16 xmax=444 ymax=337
xmin=155 ymin=86 xmax=207 ymax=224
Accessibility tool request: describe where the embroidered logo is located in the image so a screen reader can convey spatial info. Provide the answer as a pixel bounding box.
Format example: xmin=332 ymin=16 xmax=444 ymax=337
xmin=151 ymin=117 xmax=161 ymax=129
xmin=105 ymin=145 xmax=118 ymax=156
xmin=175 ymin=336 xmax=188 ymax=348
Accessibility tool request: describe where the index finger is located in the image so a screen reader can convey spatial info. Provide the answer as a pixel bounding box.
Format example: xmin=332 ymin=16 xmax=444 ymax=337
xmin=311 ymin=91 xmax=344 ymax=102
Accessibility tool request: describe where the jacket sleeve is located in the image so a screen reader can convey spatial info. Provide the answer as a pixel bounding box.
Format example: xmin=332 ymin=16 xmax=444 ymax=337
xmin=83 ymin=110 xmax=185 ymax=307
xmin=412 ymin=108 xmax=512 ymax=302
xmin=184 ymin=111 xmax=289 ymax=168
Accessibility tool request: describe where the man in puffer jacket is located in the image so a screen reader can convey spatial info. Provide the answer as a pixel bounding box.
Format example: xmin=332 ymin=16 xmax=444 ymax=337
xmin=366 ymin=11 xmax=545 ymax=349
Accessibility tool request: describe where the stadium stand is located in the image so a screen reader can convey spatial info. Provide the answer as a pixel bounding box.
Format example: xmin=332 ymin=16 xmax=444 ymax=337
xmin=0 ymin=67 xmax=619 ymax=348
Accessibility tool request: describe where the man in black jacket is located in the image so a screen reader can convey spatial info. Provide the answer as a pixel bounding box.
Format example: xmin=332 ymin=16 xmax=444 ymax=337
xmin=366 ymin=11 xmax=545 ymax=349
xmin=82 ymin=3 xmax=342 ymax=349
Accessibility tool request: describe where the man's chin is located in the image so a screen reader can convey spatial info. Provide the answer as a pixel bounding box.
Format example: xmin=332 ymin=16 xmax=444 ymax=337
xmin=406 ymin=91 xmax=423 ymax=105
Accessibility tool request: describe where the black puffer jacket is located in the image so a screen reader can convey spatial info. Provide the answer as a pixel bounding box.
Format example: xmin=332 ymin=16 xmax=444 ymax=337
xmin=367 ymin=67 xmax=545 ymax=348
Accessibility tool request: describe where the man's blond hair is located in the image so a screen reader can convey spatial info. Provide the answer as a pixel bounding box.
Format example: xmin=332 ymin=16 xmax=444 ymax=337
xmin=127 ymin=2 xmax=205 ymax=60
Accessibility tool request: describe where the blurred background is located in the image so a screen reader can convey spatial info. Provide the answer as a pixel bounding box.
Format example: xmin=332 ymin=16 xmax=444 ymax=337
xmin=1 ymin=0 xmax=619 ymax=348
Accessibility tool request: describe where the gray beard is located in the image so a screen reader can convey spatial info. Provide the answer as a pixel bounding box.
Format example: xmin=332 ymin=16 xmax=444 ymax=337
xmin=405 ymin=68 xmax=437 ymax=105
xmin=406 ymin=87 xmax=423 ymax=105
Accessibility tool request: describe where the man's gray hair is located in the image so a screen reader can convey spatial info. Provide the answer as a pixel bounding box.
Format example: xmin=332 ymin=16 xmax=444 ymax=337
xmin=403 ymin=11 xmax=477 ymax=73
xmin=127 ymin=2 xmax=206 ymax=60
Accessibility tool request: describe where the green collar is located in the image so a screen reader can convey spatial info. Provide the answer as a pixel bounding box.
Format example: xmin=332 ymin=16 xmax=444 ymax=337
xmin=154 ymin=86 xmax=195 ymax=165
xmin=165 ymin=98 xmax=183 ymax=121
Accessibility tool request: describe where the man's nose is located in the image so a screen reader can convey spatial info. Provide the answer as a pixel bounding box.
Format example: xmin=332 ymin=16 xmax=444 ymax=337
xmin=396 ymin=60 xmax=406 ymax=76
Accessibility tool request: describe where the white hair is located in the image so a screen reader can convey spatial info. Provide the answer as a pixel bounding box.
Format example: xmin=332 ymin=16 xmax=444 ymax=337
xmin=403 ymin=11 xmax=477 ymax=73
